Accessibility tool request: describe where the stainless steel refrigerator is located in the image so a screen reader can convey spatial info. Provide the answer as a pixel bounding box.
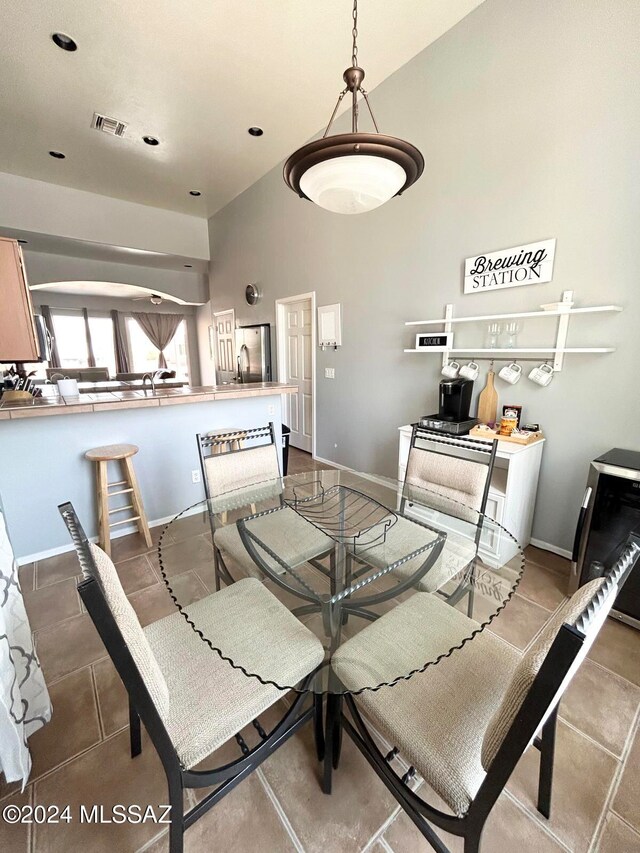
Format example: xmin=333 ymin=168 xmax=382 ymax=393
xmin=235 ymin=324 xmax=272 ymax=383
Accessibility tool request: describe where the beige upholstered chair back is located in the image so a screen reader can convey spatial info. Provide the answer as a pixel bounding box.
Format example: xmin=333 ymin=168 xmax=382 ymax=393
xmin=405 ymin=433 xmax=494 ymax=524
xmin=481 ymin=577 xmax=614 ymax=770
xmin=87 ymin=542 xmax=170 ymax=718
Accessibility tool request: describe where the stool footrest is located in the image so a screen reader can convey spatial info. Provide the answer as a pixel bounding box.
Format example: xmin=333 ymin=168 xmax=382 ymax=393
xmin=108 ymin=487 xmax=134 ymax=497
xmin=110 ymin=516 xmax=141 ymax=527
xmin=108 ymin=480 xmax=129 ymax=488
xmin=108 ymin=504 xmax=134 ymax=515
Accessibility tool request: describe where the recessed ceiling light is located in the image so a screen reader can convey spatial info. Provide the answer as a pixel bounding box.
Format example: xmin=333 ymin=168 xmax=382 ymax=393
xmin=248 ymin=127 xmax=264 ymax=137
xmin=183 ymin=264 xmax=193 ymax=268
xmin=52 ymin=32 xmax=77 ymax=52
xmin=189 ymin=190 xmax=201 ymax=197
xmin=142 ymin=136 xmax=160 ymax=146
xmin=49 ymin=150 xmax=66 ymax=159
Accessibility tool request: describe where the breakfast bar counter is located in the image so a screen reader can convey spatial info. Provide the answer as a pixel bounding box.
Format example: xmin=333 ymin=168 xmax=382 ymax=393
xmin=0 ymin=382 xmax=297 ymax=561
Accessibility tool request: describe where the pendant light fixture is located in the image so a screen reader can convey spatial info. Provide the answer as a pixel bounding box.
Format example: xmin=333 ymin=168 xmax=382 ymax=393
xmin=284 ymin=0 xmax=423 ymax=215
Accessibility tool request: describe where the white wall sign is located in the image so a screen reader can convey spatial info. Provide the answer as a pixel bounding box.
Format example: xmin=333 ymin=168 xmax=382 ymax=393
xmin=464 ymin=238 xmax=556 ymax=294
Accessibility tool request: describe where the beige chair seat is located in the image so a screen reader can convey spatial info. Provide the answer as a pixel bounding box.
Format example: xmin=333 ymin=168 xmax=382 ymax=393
xmin=333 ymin=593 xmax=519 ymax=817
xmin=214 ymin=506 xmax=333 ymax=578
xmin=144 ymin=578 xmax=325 ymax=769
xmin=359 ymin=516 xmax=477 ymax=593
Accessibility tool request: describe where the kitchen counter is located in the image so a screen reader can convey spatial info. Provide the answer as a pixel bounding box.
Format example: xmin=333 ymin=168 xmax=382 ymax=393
xmin=0 ymin=382 xmax=298 ymax=420
xmin=0 ymin=383 xmax=296 ymax=561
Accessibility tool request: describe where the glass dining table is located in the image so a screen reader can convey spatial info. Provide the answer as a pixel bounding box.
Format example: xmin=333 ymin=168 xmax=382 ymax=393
xmin=158 ymin=468 xmax=524 ymax=789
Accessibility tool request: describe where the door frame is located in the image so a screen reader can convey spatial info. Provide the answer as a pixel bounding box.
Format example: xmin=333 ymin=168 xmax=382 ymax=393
xmin=275 ymin=292 xmax=317 ymax=458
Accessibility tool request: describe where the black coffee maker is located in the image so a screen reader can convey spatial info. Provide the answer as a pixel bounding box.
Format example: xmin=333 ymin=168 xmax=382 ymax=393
xmin=420 ymin=378 xmax=478 ymax=435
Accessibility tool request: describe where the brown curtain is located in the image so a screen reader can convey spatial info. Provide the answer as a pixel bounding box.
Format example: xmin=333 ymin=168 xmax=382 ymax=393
xmin=39 ymin=305 xmax=61 ymax=368
xmin=81 ymin=308 xmax=96 ymax=367
xmin=110 ymin=310 xmax=130 ymax=374
xmin=132 ymin=312 xmax=182 ymax=368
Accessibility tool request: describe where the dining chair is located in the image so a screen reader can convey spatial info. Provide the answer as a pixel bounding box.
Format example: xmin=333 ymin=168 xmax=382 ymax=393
xmin=58 ymin=501 xmax=325 ymax=853
xmin=196 ymin=422 xmax=333 ymax=588
xmin=333 ymin=533 xmax=640 ymax=853
xmin=400 ymin=426 xmax=497 ymax=608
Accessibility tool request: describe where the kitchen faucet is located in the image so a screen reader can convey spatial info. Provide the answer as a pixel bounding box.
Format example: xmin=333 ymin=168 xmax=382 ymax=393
xmin=141 ymin=373 xmax=156 ymax=394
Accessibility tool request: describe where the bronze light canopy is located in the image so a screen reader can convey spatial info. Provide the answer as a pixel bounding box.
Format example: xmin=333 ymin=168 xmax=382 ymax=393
xmin=283 ymin=1 xmax=423 ymax=215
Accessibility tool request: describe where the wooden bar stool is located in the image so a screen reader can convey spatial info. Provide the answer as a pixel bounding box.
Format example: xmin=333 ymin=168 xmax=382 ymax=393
xmin=85 ymin=443 xmax=152 ymax=557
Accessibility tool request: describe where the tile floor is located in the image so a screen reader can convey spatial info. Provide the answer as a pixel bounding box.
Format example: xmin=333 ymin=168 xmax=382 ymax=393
xmin=1 ymin=448 xmax=639 ymax=852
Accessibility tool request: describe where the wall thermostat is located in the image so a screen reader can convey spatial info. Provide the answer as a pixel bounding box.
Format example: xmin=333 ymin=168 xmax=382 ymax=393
xmin=415 ymin=332 xmax=453 ymax=351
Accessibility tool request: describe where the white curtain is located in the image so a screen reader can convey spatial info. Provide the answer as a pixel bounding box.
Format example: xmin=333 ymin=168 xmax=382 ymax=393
xmin=0 ymin=506 xmax=51 ymax=787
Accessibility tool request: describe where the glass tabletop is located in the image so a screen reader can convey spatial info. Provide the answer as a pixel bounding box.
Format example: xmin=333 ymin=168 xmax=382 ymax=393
xmin=158 ymin=469 xmax=524 ymax=695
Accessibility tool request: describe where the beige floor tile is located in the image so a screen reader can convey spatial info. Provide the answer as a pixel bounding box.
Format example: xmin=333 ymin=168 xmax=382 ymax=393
xmin=488 ymin=593 xmax=551 ymax=650
xmin=613 ymin=722 xmax=640 ymax=832
xmin=524 ymin=545 xmax=571 ymax=577
xmin=260 ymin=722 xmax=397 ymax=853
xmin=128 ymin=584 xmax=177 ymax=627
xmin=29 ymin=667 xmax=101 ymax=780
xmin=597 ymin=812 xmax=640 ymax=852
xmin=384 ymin=792 xmax=566 ymax=853
xmin=518 ymin=561 xmax=568 ymax=612
xmin=113 ymin=554 xmax=158 ymax=595
xmin=140 ymin=773 xmax=296 ymax=853
xmin=0 ymin=788 xmax=31 ymax=852
xmin=36 ymin=550 xmax=81 ymax=587
xmin=109 ymin=526 xmax=164 ymax=563
xmin=507 ymin=720 xmax=619 ymax=852
xmin=35 ymin=612 xmax=107 ymax=682
xmin=157 ymin=535 xmax=215 ymax=579
xmin=589 ymin=616 xmax=640 ymax=687
xmin=559 ymin=658 xmax=640 ymax=757
xmin=94 ymin=657 xmax=129 ymax=736
xmin=24 ymin=577 xmax=81 ymax=632
xmin=33 ymin=730 xmax=171 ymax=853
xmin=167 ymin=510 xmax=212 ymax=543
xmin=18 ymin=562 xmax=35 ymax=592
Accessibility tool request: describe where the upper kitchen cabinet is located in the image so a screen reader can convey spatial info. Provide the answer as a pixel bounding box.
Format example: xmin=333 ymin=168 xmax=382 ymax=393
xmin=0 ymin=236 xmax=39 ymax=362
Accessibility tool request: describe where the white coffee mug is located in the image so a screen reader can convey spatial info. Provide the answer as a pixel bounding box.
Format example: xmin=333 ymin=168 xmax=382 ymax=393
xmin=441 ymin=361 xmax=460 ymax=379
xmin=459 ymin=361 xmax=479 ymax=381
xmin=528 ymin=363 xmax=554 ymax=387
xmin=498 ymin=362 xmax=522 ymax=385
xmin=57 ymin=378 xmax=79 ymax=398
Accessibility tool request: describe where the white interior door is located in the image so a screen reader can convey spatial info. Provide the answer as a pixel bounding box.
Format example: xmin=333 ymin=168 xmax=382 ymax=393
xmin=213 ymin=309 xmax=235 ymax=383
xmin=282 ymin=299 xmax=313 ymax=452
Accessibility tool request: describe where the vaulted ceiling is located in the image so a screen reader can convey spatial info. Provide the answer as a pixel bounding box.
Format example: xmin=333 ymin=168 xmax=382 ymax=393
xmin=0 ymin=1 xmax=484 ymax=216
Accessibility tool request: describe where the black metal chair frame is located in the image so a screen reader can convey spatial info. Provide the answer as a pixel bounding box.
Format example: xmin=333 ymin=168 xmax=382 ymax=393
xmin=58 ymin=500 xmax=316 ymax=853
xmin=196 ymin=422 xmax=281 ymax=589
xmin=340 ymin=533 xmax=640 ymax=853
xmin=400 ymin=425 xmax=498 ymax=616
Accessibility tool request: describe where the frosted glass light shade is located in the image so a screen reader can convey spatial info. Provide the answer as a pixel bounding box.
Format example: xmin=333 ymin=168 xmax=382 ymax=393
xmin=299 ymin=155 xmax=406 ymax=214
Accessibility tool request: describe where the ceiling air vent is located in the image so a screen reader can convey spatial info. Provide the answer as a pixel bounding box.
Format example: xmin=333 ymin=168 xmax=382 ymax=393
xmin=91 ymin=112 xmax=128 ymax=137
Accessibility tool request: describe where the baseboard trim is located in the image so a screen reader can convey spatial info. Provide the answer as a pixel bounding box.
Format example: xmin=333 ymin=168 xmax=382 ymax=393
xmin=529 ymin=538 xmax=572 ymax=560
xmin=16 ymin=505 xmax=203 ymax=566
xmin=312 ymin=455 xmax=394 ymax=490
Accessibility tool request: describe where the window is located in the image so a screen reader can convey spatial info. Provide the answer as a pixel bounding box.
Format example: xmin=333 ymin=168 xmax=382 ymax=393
xmin=50 ymin=309 xmax=117 ymax=375
xmin=126 ymin=316 xmax=189 ymax=379
xmin=51 ymin=310 xmax=88 ymax=369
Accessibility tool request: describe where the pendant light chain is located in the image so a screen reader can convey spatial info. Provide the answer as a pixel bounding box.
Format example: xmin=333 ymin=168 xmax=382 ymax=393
xmin=352 ymin=0 xmax=359 ymax=67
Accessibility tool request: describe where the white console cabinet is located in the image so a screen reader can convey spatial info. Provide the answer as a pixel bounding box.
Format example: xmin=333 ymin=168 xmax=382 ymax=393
xmin=398 ymin=425 xmax=544 ymax=566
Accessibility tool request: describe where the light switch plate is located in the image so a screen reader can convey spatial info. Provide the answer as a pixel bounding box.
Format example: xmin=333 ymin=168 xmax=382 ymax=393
xmin=324 ymin=368 xmax=335 ymax=379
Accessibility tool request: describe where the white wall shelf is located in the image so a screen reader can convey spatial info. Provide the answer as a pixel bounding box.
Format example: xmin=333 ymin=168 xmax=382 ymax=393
xmin=404 ymin=290 xmax=620 ymax=372
xmin=405 ymin=304 xmax=622 ymax=326
xmin=404 ymin=347 xmax=615 ymax=354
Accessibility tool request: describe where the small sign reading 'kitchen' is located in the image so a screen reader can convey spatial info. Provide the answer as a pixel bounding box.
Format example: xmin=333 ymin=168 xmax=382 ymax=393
xmin=464 ymin=238 xmax=556 ymax=295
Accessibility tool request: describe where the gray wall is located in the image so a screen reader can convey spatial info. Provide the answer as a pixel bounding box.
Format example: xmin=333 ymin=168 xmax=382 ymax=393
xmin=24 ymin=249 xmax=208 ymax=305
xmin=207 ymin=0 xmax=640 ymax=552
